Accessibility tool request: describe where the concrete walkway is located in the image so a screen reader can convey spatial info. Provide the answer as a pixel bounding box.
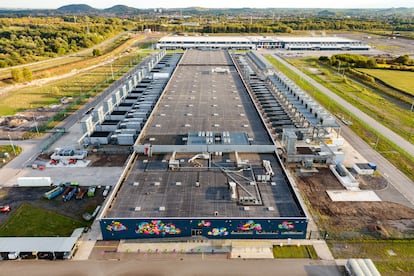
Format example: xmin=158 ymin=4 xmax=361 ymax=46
xmin=101 ymin=238 xmax=334 ymax=260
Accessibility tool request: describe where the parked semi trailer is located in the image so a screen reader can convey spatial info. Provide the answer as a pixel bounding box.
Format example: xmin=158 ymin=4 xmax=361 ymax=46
xmin=44 ymin=185 xmax=66 ymax=200
xmin=62 ymin=186 xmax=78 ymax=201
xmin=17 ymin=177 xmax=52 ymax=187
xmin=76 ymin=189 xmax=86 ymax=200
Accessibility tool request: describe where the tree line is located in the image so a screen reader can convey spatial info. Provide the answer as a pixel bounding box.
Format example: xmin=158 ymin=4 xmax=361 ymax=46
xmin=135 ymin=15 xmax=414 ymax=33
xmin=0 ymin=16 xmax=133 ymax=68
xmin=319 ymin=54 xmax=414 ymax=71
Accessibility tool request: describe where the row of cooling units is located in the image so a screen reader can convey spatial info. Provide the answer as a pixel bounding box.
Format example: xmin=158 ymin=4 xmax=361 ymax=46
xmin=88 ymin=54 xmax=182 ymax=146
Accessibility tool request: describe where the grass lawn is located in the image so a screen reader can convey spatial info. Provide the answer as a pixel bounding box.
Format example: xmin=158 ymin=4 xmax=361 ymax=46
xmin=329 ymin=240 xmax=414 ymax=275
xmin=0 ymin=203 xmax=88 ymax=237
xmin=272 ymin=245 xmax=318 ymax=259
xmin=356 ymin=69 xmax=414 ymax=97
xmin=0 ymin=145 xmax=22 ymax=169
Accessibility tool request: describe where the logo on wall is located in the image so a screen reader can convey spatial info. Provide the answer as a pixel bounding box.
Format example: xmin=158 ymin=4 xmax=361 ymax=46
xmin=237 ymin=220 xmax=262 ymax=231
xmin=278 ymin=221 xmax=295 ymax=230
xmin=106 ymin=221 xmax=128 ymax=232
xmin=135 ymin=220 xmax=181 ymax=235
xmin=198 ymin=220 xmax=211 ymax=227
xmin=208 ymin=227 xmax=228 ymax=236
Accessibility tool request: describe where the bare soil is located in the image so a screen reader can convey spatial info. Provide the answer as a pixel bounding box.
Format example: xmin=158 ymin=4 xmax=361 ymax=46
xmin=296 ymin=168 xmax=414 ymax=238
xmin=36 ymin=152 xmax=129 ymax=167
xmin=86 ymin=153 xmax=129 ymax=167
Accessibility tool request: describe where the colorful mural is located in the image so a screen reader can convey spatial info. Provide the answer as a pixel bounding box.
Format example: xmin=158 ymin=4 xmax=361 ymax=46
xmin=106 ymin=221 xmax=128 ymax=232
xmin=208 ymin=227 xmax=229 ymax=236
xmin=278 ymin=221 xmax=295 ymax=230
xmin=237 ymin=220 xmax=262 ymax=231
xmin=197 ymin=220 xmax=211 ymax=227
xmin=135 ymin=220 xmax=181 ymax=235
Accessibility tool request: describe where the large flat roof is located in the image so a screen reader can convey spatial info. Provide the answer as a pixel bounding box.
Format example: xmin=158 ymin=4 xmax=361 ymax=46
xmin=139 ymin=50 xmax=272 ymax=145
xmin=159 ymin=36 xmax=362 ymax=44
xmin=105 ymin=50 xmax=305 ymax=219
xmin=106 ymin=153 xmax=303 ymax=218
xmin=159 ymin=36 xmax=253 ymax=43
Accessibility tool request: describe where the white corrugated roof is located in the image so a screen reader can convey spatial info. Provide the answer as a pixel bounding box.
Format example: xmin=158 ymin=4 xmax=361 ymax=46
xmin=0 ymin=237 xmax=77 ymax=252
xmin=276 ymin=36 xmax=357 ymax=43
xmin=159 ymin=35 xmax=360 ymax=44
xmin=159 ymin=36 xmax=253 ymax=43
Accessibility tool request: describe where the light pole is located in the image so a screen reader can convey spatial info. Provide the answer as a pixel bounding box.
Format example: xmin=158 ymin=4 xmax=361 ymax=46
xmin=8 ymin=134 xmax=17 ymax=156
xmin=33 ymin=114 xmax=39 ymax=135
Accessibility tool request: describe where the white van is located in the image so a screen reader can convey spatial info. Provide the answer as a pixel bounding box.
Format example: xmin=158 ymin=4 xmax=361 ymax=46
xmin=8 ymin=252 xmax=19 ymax=260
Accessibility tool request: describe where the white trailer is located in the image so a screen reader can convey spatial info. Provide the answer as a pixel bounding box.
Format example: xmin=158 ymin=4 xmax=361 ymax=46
xmin=17 ymin=177 xmax=52 ymax=187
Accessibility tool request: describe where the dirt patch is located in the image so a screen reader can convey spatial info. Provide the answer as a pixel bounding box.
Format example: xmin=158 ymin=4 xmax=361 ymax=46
xmin=296 ymin=168 xmax=414 ymax=237
xmin=34 ymin=152 xmax=129 ymax=167
xmin=0 ymin=103 xmax=71 ymax=140
xmin=88 ymin=153 xmax=129 ymax=167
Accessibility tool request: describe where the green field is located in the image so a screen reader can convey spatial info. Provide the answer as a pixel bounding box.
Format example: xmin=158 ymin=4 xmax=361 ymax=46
xmin=0 ymin=145 xmax=22 ymax=168
xmin=272 ymin=245 xmax=318 ymax=259
xmin=357 ymin=69 xmax=414 ymax=96
xmin=0 ymin=203 xmax=88 ymax=237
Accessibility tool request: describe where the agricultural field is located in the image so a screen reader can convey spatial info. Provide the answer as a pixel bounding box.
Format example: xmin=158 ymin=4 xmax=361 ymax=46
xmin=356 ymin=69 xmax=414 ymax=96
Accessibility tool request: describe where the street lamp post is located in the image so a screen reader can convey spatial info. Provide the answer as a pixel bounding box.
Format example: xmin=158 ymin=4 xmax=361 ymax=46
xmin=8 ymin=134 xmax=17 ymax=156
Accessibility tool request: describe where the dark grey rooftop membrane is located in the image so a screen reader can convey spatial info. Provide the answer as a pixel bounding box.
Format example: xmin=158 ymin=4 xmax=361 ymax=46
xmin=140 ymin=50 xmax=272 ymax=146
xmin=106 ymin=153 xmax=303 ymax=218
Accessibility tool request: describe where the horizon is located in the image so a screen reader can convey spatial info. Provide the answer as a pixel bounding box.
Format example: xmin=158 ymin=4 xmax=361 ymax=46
xmin=0 ymin=0 xmax=413 ymax=10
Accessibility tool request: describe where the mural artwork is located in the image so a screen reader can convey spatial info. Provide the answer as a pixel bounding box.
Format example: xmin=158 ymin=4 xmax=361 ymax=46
xmin=278 ymin=221 xmax=295 ymax=230
xmin=208 ymin=227 xmax=229 ymax=236
xmin=135 ymin=220 xmax=181 ymax=235
xmin=237 ymin=220 xmax=262 ymax=231
xmin=106 ymin=221 xmax=128 ymax=232
xmin=197 ymin=220 xmax=211 ymax=227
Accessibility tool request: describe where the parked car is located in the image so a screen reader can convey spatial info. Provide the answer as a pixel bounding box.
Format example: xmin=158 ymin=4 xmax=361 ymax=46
xmin=87 ymin=185 xmax=96 ymax=197
xmin=0 ymin=205 xmax=11 ymax=213
xmin=102 ymin=185 xmax=111 ymax=197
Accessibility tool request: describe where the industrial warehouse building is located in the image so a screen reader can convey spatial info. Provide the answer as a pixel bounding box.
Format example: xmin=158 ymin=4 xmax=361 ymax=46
xmin=156 ymin=36 xmax=370 ymax=50
xmin=77 ymin=37 xmax=346 ymax=240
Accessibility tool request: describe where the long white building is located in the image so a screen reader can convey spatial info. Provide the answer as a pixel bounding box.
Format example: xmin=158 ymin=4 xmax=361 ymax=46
xmin=157 ymin=36 xmax=370 ymax=51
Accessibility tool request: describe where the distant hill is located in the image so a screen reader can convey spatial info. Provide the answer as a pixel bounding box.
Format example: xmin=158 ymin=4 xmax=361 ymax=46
xmin=0 ymin=5 xmax=412 ymax=17
xmin=104 ymin=5 xmax=141 ymax=15
xmin=56 ymin=4 xmax=99 ymax=14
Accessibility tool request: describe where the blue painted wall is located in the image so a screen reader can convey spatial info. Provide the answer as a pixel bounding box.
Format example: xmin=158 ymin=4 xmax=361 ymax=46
xmin=101 ymin=218 xmax=307 ymax=240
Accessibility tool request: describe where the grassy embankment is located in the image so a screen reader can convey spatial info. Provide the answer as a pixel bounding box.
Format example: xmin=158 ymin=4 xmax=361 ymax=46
xmin=265 ymin=55 xmax=414 ymax=182
xmin=0 ymin=203 xmax=89 ymax=236
xmin=356 ymin=69 xmax=414 ymax=97
xmin=0 ymin=145 xmax=22 ymax=168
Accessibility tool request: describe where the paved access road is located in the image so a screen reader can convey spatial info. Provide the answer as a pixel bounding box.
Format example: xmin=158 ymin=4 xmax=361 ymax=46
xmin=272 ymin=54 xmax=414 ymax=205
xmin=0 ymin=257 xmax=341 ymax=276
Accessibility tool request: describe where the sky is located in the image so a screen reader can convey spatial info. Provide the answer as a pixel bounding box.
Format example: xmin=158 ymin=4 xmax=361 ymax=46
xmin=0 ymin=0 xmax=413 ymax=10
